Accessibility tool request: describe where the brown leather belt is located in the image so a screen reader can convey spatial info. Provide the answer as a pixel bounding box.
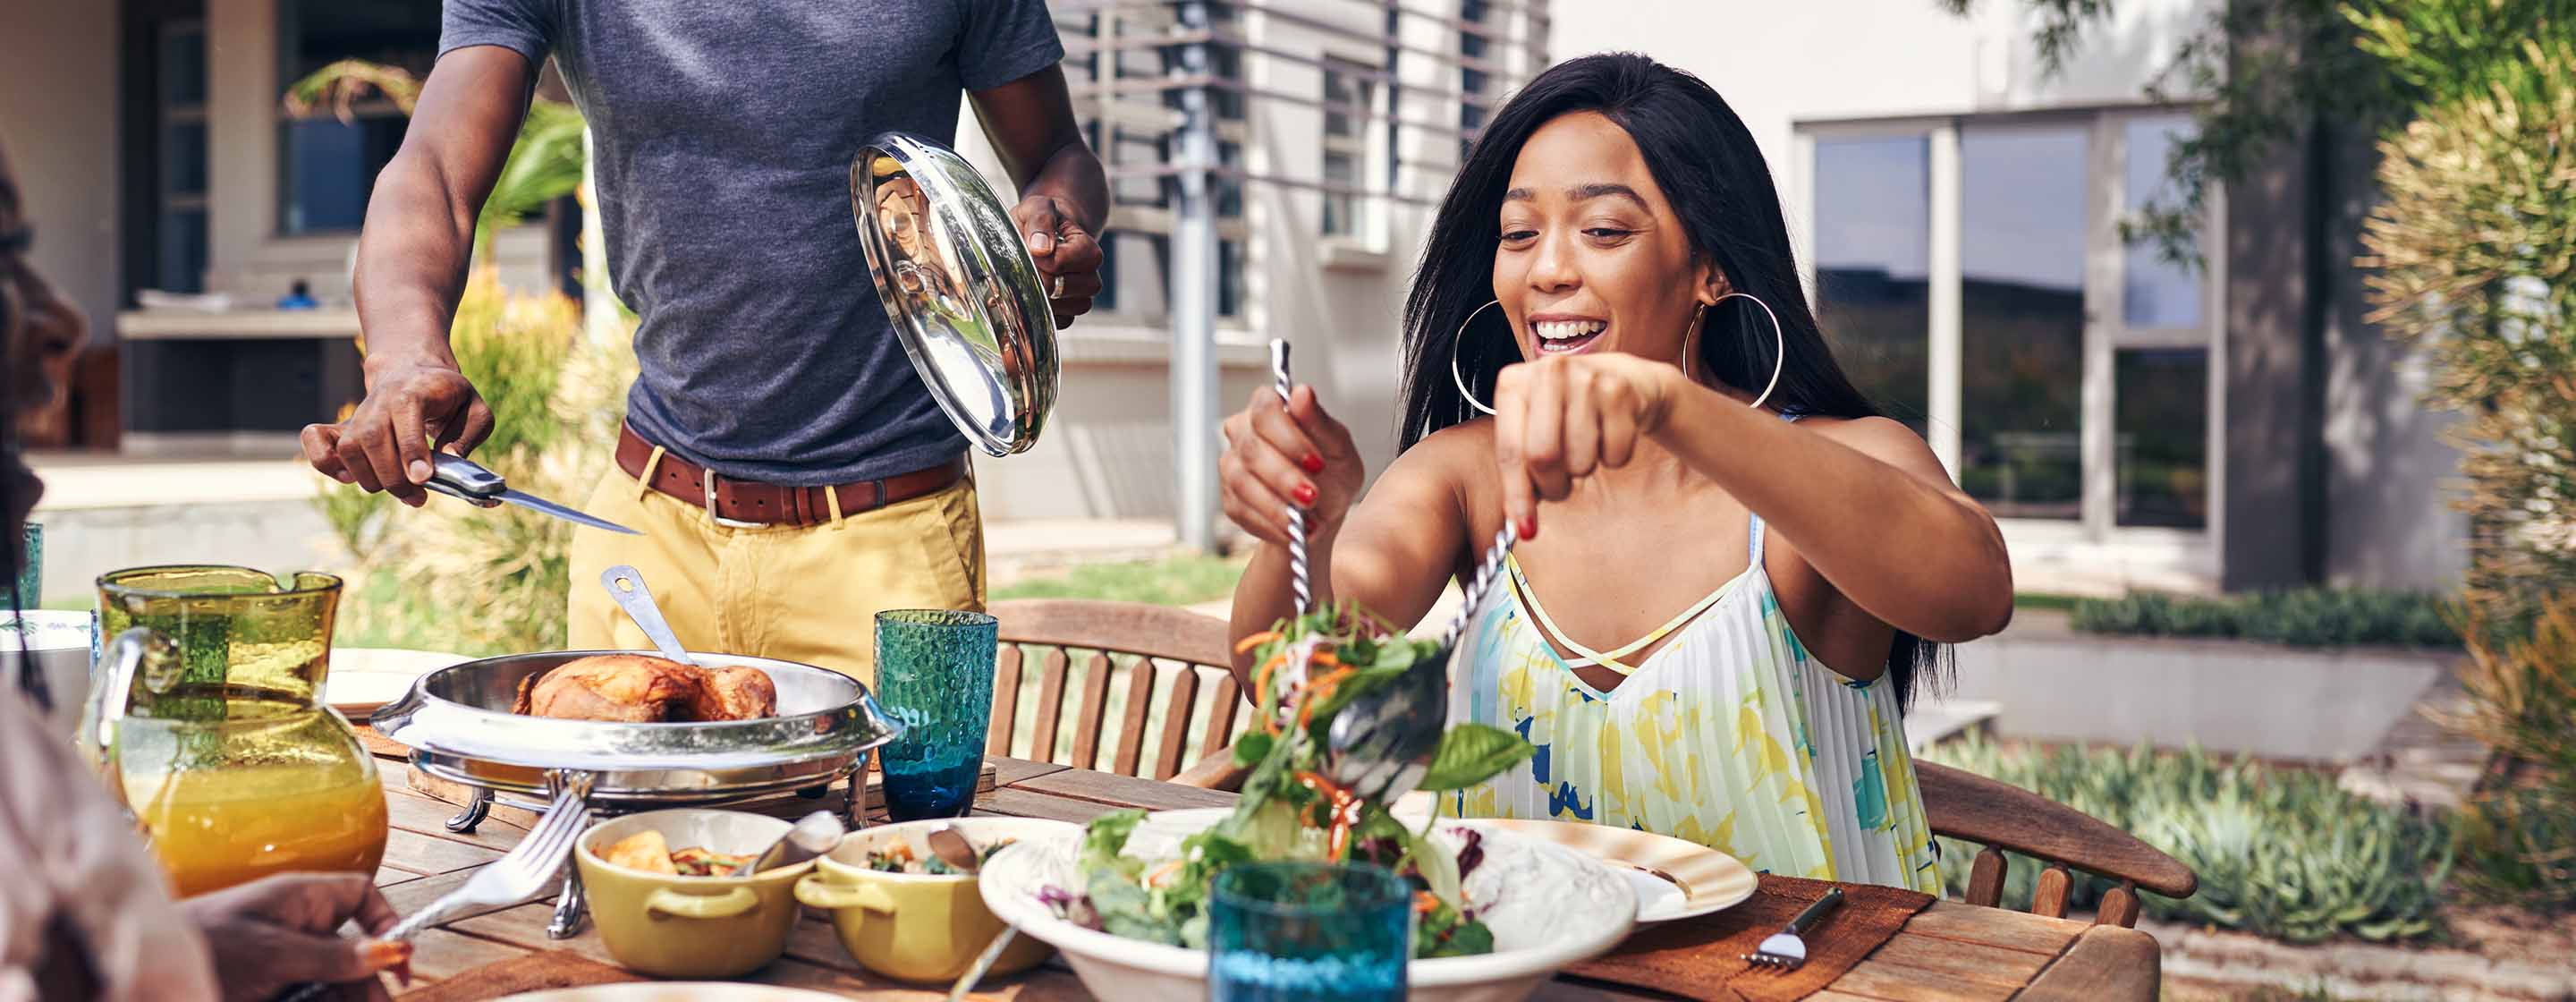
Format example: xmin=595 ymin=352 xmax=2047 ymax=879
xmin=616 ymin=424 xmax=967 ymax=528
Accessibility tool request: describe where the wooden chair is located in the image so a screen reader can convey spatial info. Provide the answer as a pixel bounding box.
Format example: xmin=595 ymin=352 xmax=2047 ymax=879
xmin=979 ymin=600 xmax=2197 ymax=925
xmin=986 ymin=599 xmax=1254 ymax=790
xmin=1918 ymin=760 xmax=2197 ymax=928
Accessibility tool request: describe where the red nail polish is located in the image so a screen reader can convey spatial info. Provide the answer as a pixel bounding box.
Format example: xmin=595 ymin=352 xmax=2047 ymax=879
xmin=1519 ymin=516 xmax=1538 ymax=540
xmin=1294 ymin=483 xmax=1318 ymax=506
xmin=1301 ymin=453 xmax=1326 ymax=474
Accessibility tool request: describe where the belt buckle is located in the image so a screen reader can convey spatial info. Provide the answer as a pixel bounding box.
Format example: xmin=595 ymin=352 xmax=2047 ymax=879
xmin=700 ymin=468 xmax=771 ymax=529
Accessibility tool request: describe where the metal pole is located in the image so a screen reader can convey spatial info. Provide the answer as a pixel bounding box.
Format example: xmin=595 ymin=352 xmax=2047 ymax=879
xmin=1172 ymin=0 xmax=1222 ymax=552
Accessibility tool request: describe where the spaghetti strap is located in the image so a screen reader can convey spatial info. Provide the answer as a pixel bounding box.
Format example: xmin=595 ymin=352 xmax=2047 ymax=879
xmin=1506 ymin=553 xmax=1741 ymax=676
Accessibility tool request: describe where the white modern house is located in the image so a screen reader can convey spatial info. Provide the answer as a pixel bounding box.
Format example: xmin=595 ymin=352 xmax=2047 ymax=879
xmin=1556 ymin=0 xmax=2465 ymax=594
xmin=0 ymin=0 xmax=1545 ymax=531
xmin=2 ymin=0 xmax=2458 ymax=594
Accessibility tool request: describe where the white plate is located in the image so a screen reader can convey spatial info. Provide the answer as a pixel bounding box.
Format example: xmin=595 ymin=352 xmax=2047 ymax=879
xmin=325 ymin=648 xmax=466 ymax=718
xmin=980 ymin=807 xmax=1640 ymax=1002
xmin=1439 ymin=817 xmax=1758 ymax=923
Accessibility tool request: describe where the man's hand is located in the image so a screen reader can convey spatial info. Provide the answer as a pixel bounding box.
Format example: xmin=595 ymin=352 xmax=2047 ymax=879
xmin=1010 ymin=193 xmax=1105 ymax=329
xmin=301 ymin=357 xmax=493 ymax=506
xmin=179 ymin=872 xmax=410 ymax=1002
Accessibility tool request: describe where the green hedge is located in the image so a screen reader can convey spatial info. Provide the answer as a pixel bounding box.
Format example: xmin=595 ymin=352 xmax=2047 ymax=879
xmin=2069 ymin=589 xmax=2459 ymax=648
xmin=1919 ymin=734 xmax=2454 ymax=943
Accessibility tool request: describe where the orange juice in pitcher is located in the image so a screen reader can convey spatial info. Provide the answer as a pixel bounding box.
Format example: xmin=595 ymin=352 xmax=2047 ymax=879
xmin=117 ymin=701 xmax=389 ymax=896
xmin=87 ymin=567 xmax=389 ymax=896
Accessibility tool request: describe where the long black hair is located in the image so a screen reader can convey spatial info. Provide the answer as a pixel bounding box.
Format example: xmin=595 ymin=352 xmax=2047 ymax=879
xmin=1396 ymin=52 xmax=1944 ymax=709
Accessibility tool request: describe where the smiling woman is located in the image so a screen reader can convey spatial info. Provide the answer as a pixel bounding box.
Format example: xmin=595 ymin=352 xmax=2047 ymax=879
xmin=1216 ymin=53 xmax=2015 ymax=893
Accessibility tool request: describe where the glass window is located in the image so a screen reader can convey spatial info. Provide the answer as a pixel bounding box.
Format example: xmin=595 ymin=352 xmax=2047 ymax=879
xmin=1322 ymin=152 xmax=1359 ymax=238
xmin=1812 ymin=136 xmax=1932 ymax=433
xmin=165 ymin=123 xmax=208 ymax=197
xmin=284 ymin=116 xmax=407 ymax=234
xmin=162 ymin=26 xmax=207 ymax=106
xmin=158 ymin=210 xmax=208 ymax=294
xmin=2123 ymin=115 xmax=2203 ymax=329
xmin=280 ymin=0 xmax=440 ymax=80
xmin=2116 ymin=348 xmax=2208 ymax=528
xmin=1323 ymin=58 xmax=1373 ymax=140
xmin=1960 ymin=124 xmax=2088 ymax=521
xmin=1219 ymin=239 xmax=1244 ymax=318
xmin=278 ymin=0 xmax=437 ymax=234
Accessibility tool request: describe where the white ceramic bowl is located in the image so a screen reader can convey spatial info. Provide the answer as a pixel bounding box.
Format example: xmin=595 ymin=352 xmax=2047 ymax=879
xmin=979 ymin=808 xmax=1638 ymax=1002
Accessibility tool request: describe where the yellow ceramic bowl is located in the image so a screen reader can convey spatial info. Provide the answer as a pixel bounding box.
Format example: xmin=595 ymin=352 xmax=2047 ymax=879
xmin=794 ymin=817 xmax=1077 ymax=983
xmin=575 ymin=810 xmax=818 ymax=979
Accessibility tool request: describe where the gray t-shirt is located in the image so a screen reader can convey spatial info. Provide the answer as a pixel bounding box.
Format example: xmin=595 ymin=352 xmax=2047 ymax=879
xmin=440 ymin=1 xmax=1063 ymax=486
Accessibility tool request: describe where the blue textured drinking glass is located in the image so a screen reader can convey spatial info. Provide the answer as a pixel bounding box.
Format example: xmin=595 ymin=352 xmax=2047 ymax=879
xmin=873 ymin=608 xmax=998 ymax=820
xmin=1208 ymin=862 xmax=1411 ymax=1002
xmin=13 ymin=522 xmax=38 ymax=607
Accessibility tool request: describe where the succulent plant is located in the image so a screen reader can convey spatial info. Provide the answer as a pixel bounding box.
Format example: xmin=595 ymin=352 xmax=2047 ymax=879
xmin=1923 ymin=733 xmax=2454 ymax=943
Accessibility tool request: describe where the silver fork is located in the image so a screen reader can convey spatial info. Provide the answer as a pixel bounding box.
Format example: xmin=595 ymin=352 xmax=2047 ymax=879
xmin=1326 ymin=524 xmax=1518 ymax=802
xmin=276 ymin=772 xmax=597 ymax=1002
xmin=1742 ymin=887 xmax=1844 ymax=972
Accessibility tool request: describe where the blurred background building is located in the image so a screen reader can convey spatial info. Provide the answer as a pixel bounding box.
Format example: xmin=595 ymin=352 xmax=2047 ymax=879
xmin=0 ymin=0 xmax=2462 ymax=595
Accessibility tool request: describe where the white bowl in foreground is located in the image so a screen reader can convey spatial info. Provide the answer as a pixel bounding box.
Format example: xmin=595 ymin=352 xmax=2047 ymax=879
xmin=979 ymin=808 xmax=1639 ymax=1002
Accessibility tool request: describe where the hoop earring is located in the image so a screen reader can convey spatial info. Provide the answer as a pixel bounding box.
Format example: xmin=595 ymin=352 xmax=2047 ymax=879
xmin=1448 ymin=299 xmax=1505 ymax=416
xmin=1708 ymin=291 xmax=1787 ymax=412
xmin=1449 ymin=293 xmax=1786 ymax=414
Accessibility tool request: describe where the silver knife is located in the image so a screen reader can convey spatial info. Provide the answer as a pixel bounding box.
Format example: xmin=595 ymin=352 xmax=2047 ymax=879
xmin=426 ymin=452 xmax=641 ymax=535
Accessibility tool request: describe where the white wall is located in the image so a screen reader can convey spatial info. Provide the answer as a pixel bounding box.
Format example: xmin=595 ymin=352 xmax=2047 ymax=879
xmin=1551 ymin=0 xmax=2213 ymax=259
xmin=950 ymin=6 xmax=1499 ymax=523
xmin=0 ymin=0 xmax=122 ymax=346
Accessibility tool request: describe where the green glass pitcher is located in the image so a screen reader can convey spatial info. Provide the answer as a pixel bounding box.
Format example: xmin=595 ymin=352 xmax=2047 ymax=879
xmin=83 ymin=565 xmax=388 ymax=896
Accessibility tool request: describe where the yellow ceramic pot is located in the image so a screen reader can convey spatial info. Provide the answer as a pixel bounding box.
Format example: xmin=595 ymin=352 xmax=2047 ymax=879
xmin=575 ymin=810 xmax=818 ymax=979
xmin=794 ymin=817 xmax=1077 ymax=983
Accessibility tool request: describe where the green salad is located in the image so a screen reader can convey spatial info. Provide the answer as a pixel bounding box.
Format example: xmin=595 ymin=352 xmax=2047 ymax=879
xmin=1038 ymin=605 xmax=1537 ymax=957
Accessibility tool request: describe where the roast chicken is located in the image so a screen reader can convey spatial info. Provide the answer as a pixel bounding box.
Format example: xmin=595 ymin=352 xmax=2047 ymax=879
xmin=511 ymin=654 xmax=778 ymax=723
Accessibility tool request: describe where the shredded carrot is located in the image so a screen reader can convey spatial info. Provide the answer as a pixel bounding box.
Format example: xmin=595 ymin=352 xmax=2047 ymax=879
xmin=1233 ymin=631 xmax=1281 ymax=655
xmin=1258 ymin=652 xmax=1289 ymax=690
xmin=1145 ymin=859 xmax=1187 ymax=887
xmin=1294 ymin=667 xmax=1357 ymax=731
xmin=1414 ymin=891 xmax=1441 ymax=914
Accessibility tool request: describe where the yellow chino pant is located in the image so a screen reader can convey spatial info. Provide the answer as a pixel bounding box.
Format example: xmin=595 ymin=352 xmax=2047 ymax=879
xmin=565 ymin=466 xmax=986 ymax=687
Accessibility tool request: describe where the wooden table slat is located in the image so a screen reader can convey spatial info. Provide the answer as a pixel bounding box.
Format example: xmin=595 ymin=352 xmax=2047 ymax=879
xmin=1859 ymin=932 xmax=2057 ymax=989
xmin=374 ymin=754 xmax=2154 ymax=1001
xmin=403 ymin=928 xmax=538 ymax=982
xmin=2013 ymin=925 xmax=2162 ymax=1002
xmin=1005 ymin=765 xmax=1237 ymax=812
xmin=383 ymin=828 xmax=506 ymax=874
xmin=1895 ymin=899 xmax=2088 ymax=955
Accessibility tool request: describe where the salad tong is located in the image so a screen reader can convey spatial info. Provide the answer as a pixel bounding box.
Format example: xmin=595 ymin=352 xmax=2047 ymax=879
xmin=1266 ymin=340 xmax=1521 ymax=803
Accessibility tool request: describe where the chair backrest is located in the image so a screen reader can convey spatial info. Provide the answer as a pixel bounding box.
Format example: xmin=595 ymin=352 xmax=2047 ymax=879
xmin=1917 ymin=760 xmax=2199 ymax=927
xmin=987 ymin=599 xmax=1253 ymax=785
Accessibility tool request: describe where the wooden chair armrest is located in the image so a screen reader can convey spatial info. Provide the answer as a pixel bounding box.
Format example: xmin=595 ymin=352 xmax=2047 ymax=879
xmin=1916 ymin=760 xmax=2198 ymax=900
xmin=1172 ymin=748 xmax=1250 ymax=792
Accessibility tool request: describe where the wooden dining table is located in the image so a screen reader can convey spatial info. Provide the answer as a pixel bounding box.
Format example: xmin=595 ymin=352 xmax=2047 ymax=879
xmin=368 ymin=742 xmax=2160 ymax=1001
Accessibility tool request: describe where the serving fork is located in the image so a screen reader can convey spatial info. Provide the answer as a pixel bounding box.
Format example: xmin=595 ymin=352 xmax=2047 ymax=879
xmin=277 ymin=772 xmax=597 ymax=1001
xmin=1741 ymin=887 xmax=1845 ymax=972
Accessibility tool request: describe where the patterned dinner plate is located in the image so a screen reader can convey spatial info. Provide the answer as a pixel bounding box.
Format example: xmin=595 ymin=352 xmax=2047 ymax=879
xmin=1440 ymin=817 xmax=1759 ymax=923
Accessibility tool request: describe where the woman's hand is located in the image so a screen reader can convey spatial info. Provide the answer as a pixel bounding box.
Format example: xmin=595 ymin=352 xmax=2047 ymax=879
xmin=1220 ymin=384 xmax=1365 ymax=546
xmin=1492 ymin=352 xmax=1684 ymax=537
xmin=179 ymin=873 xmax=411 ymax=1002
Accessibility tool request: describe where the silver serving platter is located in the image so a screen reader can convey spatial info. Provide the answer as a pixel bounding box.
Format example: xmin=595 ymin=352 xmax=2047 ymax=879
xmin=851 ymin=131 xmax=1058 ymax=457
xmin=370 ymin=650 xmax=903 ymax=805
